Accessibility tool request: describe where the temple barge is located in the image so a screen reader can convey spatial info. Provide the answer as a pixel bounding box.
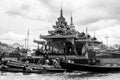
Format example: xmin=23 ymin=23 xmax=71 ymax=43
xmin=32 ymin=8 xmax=120 ymax=73
xmin=34 ymin=8 xmax=101 ymax=60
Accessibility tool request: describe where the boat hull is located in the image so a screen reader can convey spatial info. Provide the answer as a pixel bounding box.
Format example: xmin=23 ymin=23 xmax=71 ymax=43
xmin=60 ymin=61 xmax=120 ymax=73
xmin=0 ymin=67 xmax=44 ymax=73
xmin=0 ymin=65 xmax=67 ymax=73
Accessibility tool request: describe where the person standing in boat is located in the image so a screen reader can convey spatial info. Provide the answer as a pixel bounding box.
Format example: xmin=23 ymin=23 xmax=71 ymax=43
xmin=83 ymin=43 xmax=97 ymax=65
xmin=63 ymin=43 xmax=67 ymax=60
xmin=0 ymin=53 xmax=3 ymax=65
xmin=0 ymin=52 xmax=5 ymax=62
xmin=0 ymin=54 xmax=2 ymax=62
xmin=42 ymin=45 xmax=49 ymax=63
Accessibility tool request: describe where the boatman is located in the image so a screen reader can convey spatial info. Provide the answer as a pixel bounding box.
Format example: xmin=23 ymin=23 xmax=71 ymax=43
xmin=0 ymin=54 xmax=2 ymax=62
xmin=83 ymin=43 xmax=97 ymax=65
xmin=0 ymin=52 xmax=5 ymax=62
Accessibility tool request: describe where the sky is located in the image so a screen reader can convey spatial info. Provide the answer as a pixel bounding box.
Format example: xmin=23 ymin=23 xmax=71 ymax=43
xmin=0 ymin=0 xmax=120 ymax=49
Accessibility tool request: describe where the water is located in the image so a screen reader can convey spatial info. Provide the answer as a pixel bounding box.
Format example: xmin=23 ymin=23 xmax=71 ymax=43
xmin=1 ymin=71 xmax=120 ymax=80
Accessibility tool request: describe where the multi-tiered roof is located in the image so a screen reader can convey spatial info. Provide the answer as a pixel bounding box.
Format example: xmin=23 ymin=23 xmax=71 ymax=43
xmin=48 ymin=8 xmax=77 ymax=35
xmin=40 ymin=8 xmax=88 ymax=39
xmin=35 ymin=8 xmax=101 ymax=55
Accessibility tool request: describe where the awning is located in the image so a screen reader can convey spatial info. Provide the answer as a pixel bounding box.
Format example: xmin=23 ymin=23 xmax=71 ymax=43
xmin=75 ymin=39 xmax=102 ymax=43
xmin=33 ymin=39 xmax=45 ymax=44
xmin=40 ymin=34 xmax=78 ymax=39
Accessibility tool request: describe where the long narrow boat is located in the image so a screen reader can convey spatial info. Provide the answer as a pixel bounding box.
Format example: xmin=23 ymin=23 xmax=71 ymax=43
xmin=5 ymin=61 xmax=25 ymax=68
xmin=60 ymin=61 xmax=120 ymax=73
xmin=0 ymin=66 xmax=44 ymax=73
xmin=0 ymin=64 xmax=67 ymax=73
xmin=0 ymin=65 xmax=67 ymax=73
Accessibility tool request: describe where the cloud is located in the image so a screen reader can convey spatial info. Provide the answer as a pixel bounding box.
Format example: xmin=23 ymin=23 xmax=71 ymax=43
xmin=0 ymin=31 xmax=38 ymax=49
xmin=2 ymin=0 xmax=50 ymax=21
xmin=1 ymin=0 xmax=120 ymax=24
xmin=0 ymin=0 xmax=120 ymax=47
xmin=0 ymin=31 xmax=25 ymax=41
xmin=93 ymin=24 xmax=120 ymax=45
xmin=88 ymin=19 xmax=118 ymax=31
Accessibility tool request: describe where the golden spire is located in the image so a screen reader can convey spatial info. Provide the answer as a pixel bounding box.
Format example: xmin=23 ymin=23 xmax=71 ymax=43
xmin=60 ymin=4 xmax=63 ymax=17
xmin=70 ymin=13 xmax=73 ymax=25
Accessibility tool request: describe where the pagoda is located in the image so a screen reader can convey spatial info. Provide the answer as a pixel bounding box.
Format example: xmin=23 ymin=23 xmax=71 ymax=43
xmin=34 ymin=8 xmax=101 ymax=55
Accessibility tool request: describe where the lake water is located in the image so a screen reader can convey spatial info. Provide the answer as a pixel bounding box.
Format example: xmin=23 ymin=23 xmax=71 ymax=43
xmin=1 ymin=71 xmax=120 ymax=80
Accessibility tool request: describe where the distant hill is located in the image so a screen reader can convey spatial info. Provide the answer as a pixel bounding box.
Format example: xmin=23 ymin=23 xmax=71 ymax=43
xmin=0 ymin=42 xmax=14 ymax=53
xmin=11 ymin=43 xmax=24 ymax=49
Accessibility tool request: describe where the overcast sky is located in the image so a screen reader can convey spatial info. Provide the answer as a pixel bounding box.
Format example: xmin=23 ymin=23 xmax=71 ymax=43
xmin=0 ymin=0 xmax=120 ymax=49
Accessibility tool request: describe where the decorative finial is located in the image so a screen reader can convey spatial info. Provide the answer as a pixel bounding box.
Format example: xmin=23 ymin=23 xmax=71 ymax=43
xmin=70 ymin=13 xmax=73 ymax=25
xmin=60 ymin=3 xmax=63 ymax=17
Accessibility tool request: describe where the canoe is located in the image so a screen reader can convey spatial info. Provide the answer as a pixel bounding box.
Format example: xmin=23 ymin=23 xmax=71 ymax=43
xmin=31 ymin=65 xmax=67 ymax=73
xmin=60 ymin=61 xmax=120 ymax=73
xmin=0 ymin=66 xmax=45 ymax=73
xmin=6 ymin=61 xmax=25 ymax=68
xmin=0 ymin=67 xmax=67 ymax=73
xmin=0 ymin=65 xmax=67 ymax=73
xmin=1 ymin=61 xmax=68 ymax=73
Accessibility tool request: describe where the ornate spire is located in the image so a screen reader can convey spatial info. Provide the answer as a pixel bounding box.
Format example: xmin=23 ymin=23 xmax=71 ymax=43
xmin=60 ymin=7 xmax=63 ymax=17
xmin=49 ymin=5 xmax=72 ymax=35
xmin=69 ymin=14 xmax=75 ymax=30
xmin=58 ymin=5 xmax=65 ymax=21
xmin=60 ymin=3 xmax=63 ymax=17
xmin=70 ymin=14 xmax=73 ymax=25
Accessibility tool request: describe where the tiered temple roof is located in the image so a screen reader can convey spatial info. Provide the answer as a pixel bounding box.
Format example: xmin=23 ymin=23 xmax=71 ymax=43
xmin=40 ymin=8 xmax=90 ymax=40
xmin=48 ymin=8 xmax=78 ymax=35
xmin=34 ymin=8 xmax=101 ymax=55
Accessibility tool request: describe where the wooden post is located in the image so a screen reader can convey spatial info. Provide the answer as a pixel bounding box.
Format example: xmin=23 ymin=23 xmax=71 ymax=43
xmin=37 ymin=43 xmax=39 ymax=50
xmin=73 ymin=39 xmax=78 ymax=56
xmin=52 ymin=41 xmax=53 ymax=54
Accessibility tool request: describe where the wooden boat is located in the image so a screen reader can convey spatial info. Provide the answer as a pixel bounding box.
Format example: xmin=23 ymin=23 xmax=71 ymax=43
xmin=29 ymin=65 xmax=66 ymax=73
xmin=60 ymin=61 xmax=120 ymax=73
xmin=0 ymin=66 xmax=44 ymax=73
xmin=0 ymin=66 xmax=67 ymax=73
xmin=5 ymin=61 xmax=25 ymax=68
xmin=0 ymin=63 xmax=67 ymax=73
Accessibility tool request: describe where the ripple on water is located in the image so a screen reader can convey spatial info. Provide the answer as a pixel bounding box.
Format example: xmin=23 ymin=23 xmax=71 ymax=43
xmin=1 ymin=71 xmax=120 ymax=80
